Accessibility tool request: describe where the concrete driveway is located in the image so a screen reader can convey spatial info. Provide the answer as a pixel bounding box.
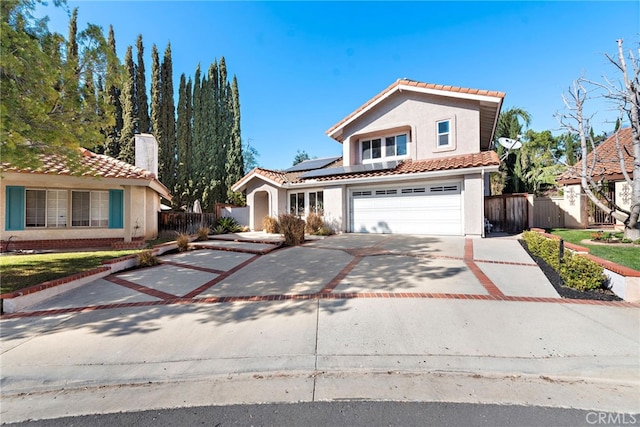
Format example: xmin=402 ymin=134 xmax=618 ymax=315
xmin=1 ymin=233 xmax=638 ymax=423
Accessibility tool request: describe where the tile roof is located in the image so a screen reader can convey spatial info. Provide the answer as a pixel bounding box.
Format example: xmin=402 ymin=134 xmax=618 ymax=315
xmin=240 ymin=151 xmax=499 ymax=187
xmin=1 ymin=148 xmax=156 ymax=179
xmin=1 ymin=148 xmax=170 ymax=193
xmin=310 ymin=151 xmax=500 ymax=182
xmin=557 ymin=127 xmax=635 ymax=184
xmin=326 ymin=79 xmax=506 ymax=139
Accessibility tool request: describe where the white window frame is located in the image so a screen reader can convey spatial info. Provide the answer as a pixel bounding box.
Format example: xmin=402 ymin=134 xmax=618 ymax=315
xmin=361 ymin=133 xmax=409 ymax=164
xmin=71 ymin=190 xmax=109 ymax=228
xmin=47 ymin=189 xmax=68 ymax=228
xmin=25 ymin=189 xmax=68 ymax=228
xmin=437 ymin=119 xmax=451 ymax=147
xmin=288 ymin=190 xmax=325 ymax=217
xmin=435 ymin=117 xmax=456 ymax=151
xmin=25 ymin=189 xmax=46 ymax=228
xmin=289 ymin=192 xmax=305 ymax=217
xmin=309 ymin=191 xmax=324 ymax=216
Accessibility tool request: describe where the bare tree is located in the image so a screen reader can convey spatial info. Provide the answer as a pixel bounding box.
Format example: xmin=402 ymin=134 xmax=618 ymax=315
xmin=557 ymin=39 xmax=639 ymax=239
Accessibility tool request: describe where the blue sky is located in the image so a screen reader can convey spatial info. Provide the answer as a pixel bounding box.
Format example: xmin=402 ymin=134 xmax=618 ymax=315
xmin=41 ymin=1 xmax=639 ymax=170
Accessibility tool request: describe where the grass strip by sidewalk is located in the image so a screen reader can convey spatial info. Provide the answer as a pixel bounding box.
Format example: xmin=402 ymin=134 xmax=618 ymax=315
xmin=0 ymin=250 xmax=142 ymax=294
xmin=549 ymin=229 xmax=640 ymax=271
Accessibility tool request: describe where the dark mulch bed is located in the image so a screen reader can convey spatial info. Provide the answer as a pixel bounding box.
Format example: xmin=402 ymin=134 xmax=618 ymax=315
xmin=518 ymin=240 xmax=622 ymax=301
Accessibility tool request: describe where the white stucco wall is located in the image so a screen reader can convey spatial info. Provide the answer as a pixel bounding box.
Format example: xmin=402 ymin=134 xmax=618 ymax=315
xmin=341 ymin=91 xmax=481 ymax=166
xmin=563 ymin=184 xmax=586 ymax=228
xmin=245 ymin=180 xmax=286 ymax=231
xmin=615 ymin=181 xmax=633 ymax=227
xmin=321 ymin=185 xmax=345 ymax=233
xmin=463 ymin=174 xmax=483 ymax=236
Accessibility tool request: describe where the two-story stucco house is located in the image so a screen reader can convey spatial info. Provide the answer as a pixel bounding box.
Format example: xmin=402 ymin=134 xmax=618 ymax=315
xmin=232 ymin=79 xmax=505 ymax=236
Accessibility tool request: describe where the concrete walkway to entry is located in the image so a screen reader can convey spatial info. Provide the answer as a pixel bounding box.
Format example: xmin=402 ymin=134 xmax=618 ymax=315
xmin=1 ymin=233 xmax=638 ymax=423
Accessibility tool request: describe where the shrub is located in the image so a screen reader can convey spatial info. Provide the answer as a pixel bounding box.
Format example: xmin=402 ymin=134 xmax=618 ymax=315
xmin=560 ymin=253 xmax=607 ymax=291
xmin=212 ymin=224 xmax=227 ymax=235
xmin=176 ymin=233 xmax=190 ymax=252
xmin=634 ymin=238 xmax=640 ymax=245
xmin=216 ymin=217 xmax=242 ymax=233
xmin=278 ymin=213 xmax=305 ymax=246
xmin=263 ymin=216 xmax=279 ymax=234
xmin=316 ymin=225 xmax=334 ymax=236
xmin=196 ymin=227 xmax=210 ymax=241
xmin=226 ymin=191 xmax=246 ymax=207
xmin=522 ymin=231 xmax=606 ymax=292
xmin=137 ymin=251 xmax=159 ymax=267
xmin=305 ymin=212 xmax=324 ymax=235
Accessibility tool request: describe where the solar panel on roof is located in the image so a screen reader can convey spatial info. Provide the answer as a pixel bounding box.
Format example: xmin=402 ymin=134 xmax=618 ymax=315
xmin=299 ymin=160 xmax=402 ymax=179
xmin=283 ymin=156 xmax=342 ymax=173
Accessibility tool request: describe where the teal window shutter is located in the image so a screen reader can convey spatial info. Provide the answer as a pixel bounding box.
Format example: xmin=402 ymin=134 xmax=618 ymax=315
xmin=108 ymin=189 xmax=124 ymax=229
xmin=5 ymin=186 xmax=25 ymax=231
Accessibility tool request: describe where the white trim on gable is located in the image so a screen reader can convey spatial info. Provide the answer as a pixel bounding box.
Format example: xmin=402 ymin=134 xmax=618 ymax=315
xmin=231 ymin=169 xmax=285 ymax=192
xmin=327 ymin=83 xmax=503 ymax=141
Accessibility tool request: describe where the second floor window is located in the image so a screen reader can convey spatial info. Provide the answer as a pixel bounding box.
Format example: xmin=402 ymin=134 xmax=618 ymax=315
xmin=437 ymin=120 xmax=450 ymax=147
xmin=362 ymin=133 xmax=407 ymax=162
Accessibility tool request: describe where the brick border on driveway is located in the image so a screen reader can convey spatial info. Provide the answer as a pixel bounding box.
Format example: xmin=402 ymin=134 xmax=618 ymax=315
xmin=2 ymin=237 xmax=637 ymax=319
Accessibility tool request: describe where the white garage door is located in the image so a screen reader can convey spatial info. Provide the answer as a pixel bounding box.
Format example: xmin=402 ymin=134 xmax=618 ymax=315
xmin=350 ymin=182 xmax=462 ymax=235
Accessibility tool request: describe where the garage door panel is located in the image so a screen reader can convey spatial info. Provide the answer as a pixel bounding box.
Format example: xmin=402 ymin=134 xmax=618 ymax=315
xmin=350 ymin=183 xmax=462 ymax=235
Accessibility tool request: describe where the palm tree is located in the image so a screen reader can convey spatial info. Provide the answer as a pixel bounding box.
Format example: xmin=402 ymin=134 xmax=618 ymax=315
xmin=494 ymin=107 xmax=531 ymax=194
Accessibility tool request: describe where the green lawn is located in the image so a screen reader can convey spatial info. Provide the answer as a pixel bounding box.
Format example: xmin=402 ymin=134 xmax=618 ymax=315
xmin=0 ymin=250 xmax=142 ymax=294
xmin=549 ymin=229 xmax=640 ymax=271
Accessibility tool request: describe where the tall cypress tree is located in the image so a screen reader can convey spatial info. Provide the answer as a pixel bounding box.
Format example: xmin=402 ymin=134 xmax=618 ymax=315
xmin=135 ymin=34 xmax=150 ymax=134
xmin=64 ymin=7 xmax=81 ymax=117
xmin=225 ymin=75 xmax=243 ymax=199
xmin=200 ymin=61 xmax=220 ymax=211
xmin=175 ymin=74 xmax=193 ymax=209
xmin=119 ymin=45 xmax=136 ymax=165
xmin=191 ymin=65 xmax=204 ymax=206
xmin=150 ymin=44 xmax=161 ymax=137
xmin=158 ymin=43 xmax=176 ymax=193
xmin=105 ymin=25 xmax=122 ymax=158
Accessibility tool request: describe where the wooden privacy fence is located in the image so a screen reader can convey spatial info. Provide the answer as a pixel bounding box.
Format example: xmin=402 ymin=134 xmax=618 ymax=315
xmin=532 ymin=196 xmax=565 ymax=229
xmin=158 ymin=212 xmax=216 ymax=235
xmin=485 ymin=194 xmax=529 ymax=233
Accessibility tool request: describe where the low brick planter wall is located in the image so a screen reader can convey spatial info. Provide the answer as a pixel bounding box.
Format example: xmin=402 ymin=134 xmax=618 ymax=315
xmin=1 ymin=267 xmax=111 ymax=314
xmin=529 ymin=228 xmax=640 ymax=302
xmin=0 ymin=238 xmax=192 ymax=314
xmin=1 ymin=238 xmax=145 ymax=252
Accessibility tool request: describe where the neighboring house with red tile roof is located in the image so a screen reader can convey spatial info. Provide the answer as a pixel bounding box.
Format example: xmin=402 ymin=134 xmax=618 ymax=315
xmin=1 ymin=138 xmax=172 ymax=250
xmin=556 ymin=127 xmax=635 ymax=228
xmin=232 ymin=79 xmax=504 ymax=236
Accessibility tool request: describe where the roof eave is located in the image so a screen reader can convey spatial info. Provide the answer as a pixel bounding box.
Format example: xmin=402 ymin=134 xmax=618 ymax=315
xmin=288 ymin=164 xmax=499 ymax=187
xmin=231 ymin=169 xmax=286 ymax=192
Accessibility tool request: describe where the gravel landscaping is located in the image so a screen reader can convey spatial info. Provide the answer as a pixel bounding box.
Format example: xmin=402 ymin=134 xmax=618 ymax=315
xmin=519 ymin=240 xmax=622 ymax=301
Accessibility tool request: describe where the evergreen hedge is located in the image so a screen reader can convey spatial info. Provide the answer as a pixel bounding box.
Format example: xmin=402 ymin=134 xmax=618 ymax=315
xmin=522 ymin=231 xmax=607 ymax=291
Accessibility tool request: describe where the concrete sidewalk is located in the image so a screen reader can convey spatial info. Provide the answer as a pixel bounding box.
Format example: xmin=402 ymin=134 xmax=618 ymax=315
xmin=1 ymin=233 xmax=638 ymax=423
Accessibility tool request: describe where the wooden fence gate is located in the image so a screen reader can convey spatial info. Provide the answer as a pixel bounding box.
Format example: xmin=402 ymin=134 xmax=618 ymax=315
xmin=158 ymin=212 xmax=216 ymax=235
xmin=532 ymin=196 xmax=565 ymax=229
xmin=484 ymin=194 xmax=529 ymax=233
